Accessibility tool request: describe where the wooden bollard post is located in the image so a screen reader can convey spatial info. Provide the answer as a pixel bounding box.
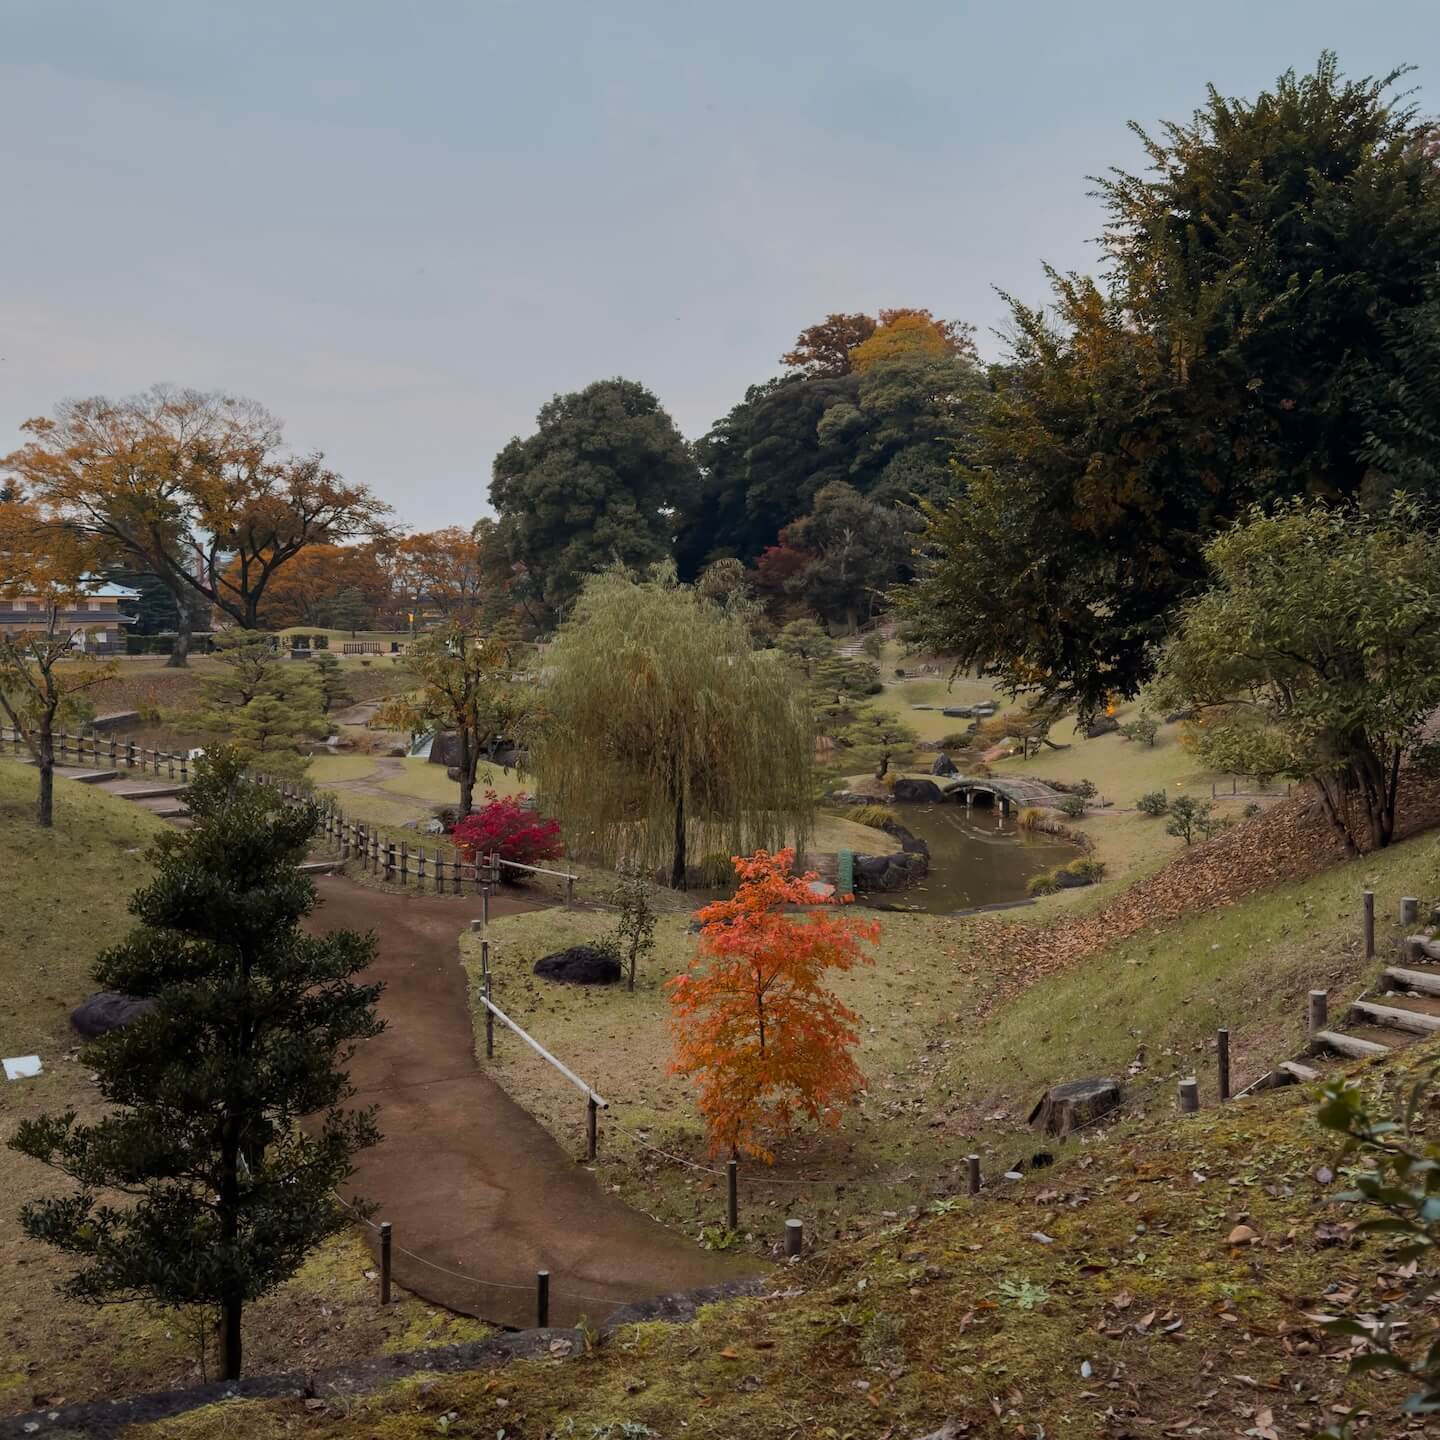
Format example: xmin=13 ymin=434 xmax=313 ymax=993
xmin=484 ymin=972 xmax=494 ymax=1060
xmin=1363 ymin=889 xmax=1375 ymax=959
xmin=481 ymin=885 xmax=490 ymax=930
xmin=566 ymin=875 xmax=575 ymax=910
xmin=1216 ymin=1028 xmax=1231 ymax=1102
xmin=726 ymin=1159 xmax=738 ymax=1231
xmin=1401 ymin=896 xmax=1420 ymax=927
xmin=399 ymin=842 xmax=408 ymax=886
xmin=1178 ymin=1078 xmax=1199 ymax=1113
xmin=379 ymin=1221 xmax=393 ymax=1305
xmin=1308 ymin=989 xmax=1328 ymax=1038
xmin=784 ymin=1217 xmax=803 ymax=1257
xmin=586 ymin=1095 xmax=598 ymax=1162
xmin=536 ymin=1270 xmax=550 ymax=1328
xmin=967 ymin=1154 xmax=981 ymax=1196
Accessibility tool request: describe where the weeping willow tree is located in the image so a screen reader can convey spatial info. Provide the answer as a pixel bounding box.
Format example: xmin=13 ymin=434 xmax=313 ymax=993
xmin=531 ymin=567 xmax=814 ymax=887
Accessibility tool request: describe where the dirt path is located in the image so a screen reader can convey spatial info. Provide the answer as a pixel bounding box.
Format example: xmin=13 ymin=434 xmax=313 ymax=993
xmin=307 ymin=877 xmax=751 ymax=1328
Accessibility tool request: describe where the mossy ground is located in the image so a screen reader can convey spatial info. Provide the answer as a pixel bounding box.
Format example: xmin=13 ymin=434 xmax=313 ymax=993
xmin=128 ymin=1045 xmax=1437 ymax=1439
xmin=0 ymin=761 xmax=491 ymax=1417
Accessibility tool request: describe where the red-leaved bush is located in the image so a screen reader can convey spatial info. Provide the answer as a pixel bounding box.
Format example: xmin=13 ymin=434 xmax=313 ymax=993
xmin=450 ymin=791 xmax=564 ymax=868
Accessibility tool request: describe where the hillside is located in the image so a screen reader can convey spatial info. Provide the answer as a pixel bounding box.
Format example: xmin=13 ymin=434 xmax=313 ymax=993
xmin=120 ymin=1042 xmax=1435 ymax=1439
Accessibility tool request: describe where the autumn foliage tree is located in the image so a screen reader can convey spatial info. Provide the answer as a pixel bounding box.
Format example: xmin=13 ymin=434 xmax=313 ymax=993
xmin=669 ymin=850 xmax=877 ymax=1162
xmin=0 ymin=503 xmax=116 ymax=826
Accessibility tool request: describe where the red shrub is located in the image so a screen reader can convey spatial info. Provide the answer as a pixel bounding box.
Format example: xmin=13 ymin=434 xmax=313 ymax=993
xmin=450 ymin=791 xmax=564 ymax=869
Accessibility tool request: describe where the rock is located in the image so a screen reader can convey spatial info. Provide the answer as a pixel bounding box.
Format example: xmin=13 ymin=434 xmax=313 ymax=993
xmin=940 ymin=706 xmax=975 ymax=719
xmin=533 ymin=945 xmax=622 ymax=986
xmin=1084 ymin=716 xmax=1119 ymax=738
xmin=421 ymin=819 xmax=446 ymax=835
xmin=1026 ymin=1078 xmax=1121 ymax=1138
xmin=1165 ymin=708 xmax=1197 ymax=724
xmin=71 ymin=991 xmax=155 ymax=1039
xmin=446 ymin=765 xmax=462 ymax=781
xmin=892 ymin=777 xmax=944 ymax=803
xmin=929 ymin=752 xmax=958 ymax=776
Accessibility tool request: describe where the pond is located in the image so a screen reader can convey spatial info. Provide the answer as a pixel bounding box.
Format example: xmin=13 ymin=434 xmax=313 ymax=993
xmin=864 ymin=801 xmax=1081 ymax=914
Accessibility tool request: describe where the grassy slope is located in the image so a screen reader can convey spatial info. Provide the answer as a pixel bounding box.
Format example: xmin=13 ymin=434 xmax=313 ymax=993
xmin=0 ymin=761 xmax=490 ymax=1416
xmin=133 ymin=1045 xmax=1432 ymax=1440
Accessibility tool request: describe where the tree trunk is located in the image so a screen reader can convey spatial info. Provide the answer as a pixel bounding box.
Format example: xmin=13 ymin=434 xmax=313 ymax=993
xmin=36 ymin=722 xmax=54 ymax=828
xmin=165 ymin=588 xmax=193 ymax=669
xmin=458 ymin=730 xmax=475 ymax=818
xmin=670 ymin=788 xmax=687 ymax=890
xmin=221 ymin=1296 xmax=243 ymax=1381
xmin=1313 ymin=776 xmax=1360 ymax=858
xmin=219 ymin=1121 xmax=243 ymax=1379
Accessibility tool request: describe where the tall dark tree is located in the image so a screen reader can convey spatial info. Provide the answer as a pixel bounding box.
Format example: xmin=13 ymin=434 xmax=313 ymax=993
xmin=783 ymin=482 xmax=912 ymax=631
xmin=490 ymin=379 xmax=698 ymax=613
xmin=903 ymin=56 xmax=1440 ymax=715
xmin=9 ymin=750 xmax=383 ymax=1380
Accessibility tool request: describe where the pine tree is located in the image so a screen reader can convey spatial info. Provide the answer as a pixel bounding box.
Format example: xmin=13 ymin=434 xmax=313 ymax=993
xmin=324 ymin=585 xmax=369 ymax=636
xmin=311 ymin=651 xmax=353 ymax=713
xmin=9 ymin=749 xmax=383 ymax=1380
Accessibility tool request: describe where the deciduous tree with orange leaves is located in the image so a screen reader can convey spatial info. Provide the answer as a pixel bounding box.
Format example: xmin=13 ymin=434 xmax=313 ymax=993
xmin=668 ymin=849 xmax=878 ymax=1163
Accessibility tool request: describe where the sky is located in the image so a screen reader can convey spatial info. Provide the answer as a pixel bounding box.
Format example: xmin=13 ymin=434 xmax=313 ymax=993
xmin=3 ymin=1 xmax=1438 ymax=529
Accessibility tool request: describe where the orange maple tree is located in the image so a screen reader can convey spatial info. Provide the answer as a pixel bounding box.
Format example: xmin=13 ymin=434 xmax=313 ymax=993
xmin=668 ymin=849 xmax=878 ymax=1162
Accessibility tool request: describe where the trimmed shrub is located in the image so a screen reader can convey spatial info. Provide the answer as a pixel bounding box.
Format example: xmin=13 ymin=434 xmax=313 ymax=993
xmin=1136 ymin=790 xmax=1169 ymax=816
xmin=1057 ymin=794 xmax=1086 ymax=819
xmin=939 ymin=731 xmax=973 ymax=750
xmin=1119 ymin=716 xmax=1159 ymax=746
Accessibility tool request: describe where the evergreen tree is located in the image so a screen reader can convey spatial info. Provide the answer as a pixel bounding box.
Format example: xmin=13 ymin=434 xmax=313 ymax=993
xmin=9 ymin=749 xmax=383 ymax=1380
xmin=903 ymin=56 xmax=1440 ymax=715
xmin=323 ymin=585 xmax=369 ymax=636
xmin=195 ymin=630 xmax=327 ymax=775
xmin=491 ymin=379 xmax=698 ymax=613
xmin=311 ymin=651 xmax=352 ymax=713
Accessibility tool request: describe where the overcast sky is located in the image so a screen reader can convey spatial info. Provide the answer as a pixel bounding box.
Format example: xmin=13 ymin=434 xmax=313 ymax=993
xmin=3 ymin=2 xmax=1437 ymax=529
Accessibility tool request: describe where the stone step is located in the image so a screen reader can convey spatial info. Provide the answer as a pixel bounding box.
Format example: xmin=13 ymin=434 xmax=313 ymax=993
xmin=1353 ymin=996 xmax=1440 ymax=1034
xmin=105 ymin=783 xmax=187 ymax=800
xmin=1314 ymin=1028 xmax=1391 ymax=1059
xmin=1279 ymin=1059 xmax=1323 ymax=1084
xmin=298 ymin=861 xmax=343 ymax=875
xmin=69 ymin=769 xmax=120 ymax=784
xmin=1383 ymin=965 xmax=1440 ymax=997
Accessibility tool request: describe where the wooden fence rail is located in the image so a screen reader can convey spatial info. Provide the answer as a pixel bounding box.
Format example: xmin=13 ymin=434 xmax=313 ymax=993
xmin=2 ymin=724 xmax=192 ymax=783
xmin=1 ymin=729 xmax=583 ymax=903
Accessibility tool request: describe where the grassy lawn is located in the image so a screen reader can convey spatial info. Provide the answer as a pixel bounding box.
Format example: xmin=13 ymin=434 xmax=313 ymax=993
xmin=465 ymin=905 xmax=1009 ymax=1246
xmin=0 ymin=760 xmax=490 ymax=1415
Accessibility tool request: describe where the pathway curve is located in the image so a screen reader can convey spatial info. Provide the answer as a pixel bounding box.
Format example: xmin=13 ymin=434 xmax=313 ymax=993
xmin=306 ymin=877 xmax=751 ymax=1328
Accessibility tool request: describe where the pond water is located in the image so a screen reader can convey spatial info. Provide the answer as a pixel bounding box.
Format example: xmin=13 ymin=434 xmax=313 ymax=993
xmin=865 ymin=801 xmax=1081 ymax=914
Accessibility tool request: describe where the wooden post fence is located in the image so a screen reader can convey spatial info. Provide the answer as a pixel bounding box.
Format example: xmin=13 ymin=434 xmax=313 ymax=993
xmin=1363 ymin=889 xmax=1375 ymax=959
xmin=379 ymin=1221 xmax=393 ymax=1305
xmin=1216 ymin=1028 xmax=1231 ymax=1102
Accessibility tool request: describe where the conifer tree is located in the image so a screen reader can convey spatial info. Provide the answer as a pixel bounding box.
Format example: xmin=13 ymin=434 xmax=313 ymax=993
xmin=9 ymin=749 xmax=383 ymax=1381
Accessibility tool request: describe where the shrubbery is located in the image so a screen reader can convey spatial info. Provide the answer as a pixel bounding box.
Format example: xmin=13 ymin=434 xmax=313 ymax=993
xmin=1118 ymin=715 xmax=1158 ymax=746
xmin=1136 ymin=789 xmax=1169 ymax=816
xmin=1057 ymin=794 xmax=1086 ymax=818
xmin=450 ymin=791 xmax=564 ymax=868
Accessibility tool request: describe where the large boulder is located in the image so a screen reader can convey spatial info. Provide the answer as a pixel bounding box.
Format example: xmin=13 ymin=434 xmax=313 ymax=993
xmin=71 ymin=991 xmax=155 ymax=1039
xmin=930 ymin=752 xmax=958 ymax=777
xmin=533 ymin=944 xmax=622 ymax=986
xmin=1085 ymin=715 xmax=1120 ymax=738
xmin=892 ymin=777 xmax=944 ymax=803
